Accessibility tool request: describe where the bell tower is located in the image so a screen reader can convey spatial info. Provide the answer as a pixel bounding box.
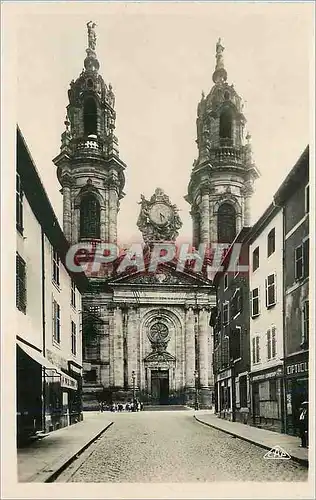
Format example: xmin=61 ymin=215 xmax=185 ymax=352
xmin=53 ymin=22 xmax=127 ymax=245
xmin=185 ymin=38 xmax=260 ymax=248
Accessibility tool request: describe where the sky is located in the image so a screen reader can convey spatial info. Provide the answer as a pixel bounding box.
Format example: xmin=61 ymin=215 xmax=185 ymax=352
xmin=15 ymin=2 xmax=313 ymax=247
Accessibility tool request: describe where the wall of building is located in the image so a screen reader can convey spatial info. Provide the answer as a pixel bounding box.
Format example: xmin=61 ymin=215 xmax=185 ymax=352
xmin=81 ymin=284 xmax=215 ymax=408
xmin=16 ymin=197 xmax=43 ymax=351
xmin=249 ymin=209 xmax=284 ymax=430
xmin=283 ymin=172 xmax=309 ymax=436
xmin=249 ymin=209 xmax=284 ymax=373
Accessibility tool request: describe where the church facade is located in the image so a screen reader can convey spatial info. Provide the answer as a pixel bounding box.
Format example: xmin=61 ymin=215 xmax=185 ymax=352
xmin=53 ymin=24 xmax=258 ymax=408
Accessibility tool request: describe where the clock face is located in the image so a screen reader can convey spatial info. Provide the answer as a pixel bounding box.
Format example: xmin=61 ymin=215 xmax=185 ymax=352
xmin=149 ymin=203 xmax=172 ymax=226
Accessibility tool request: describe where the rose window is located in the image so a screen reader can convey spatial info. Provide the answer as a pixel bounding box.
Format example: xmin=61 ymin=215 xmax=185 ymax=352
xmin=149 ymin=322 xmax=169 ymax=343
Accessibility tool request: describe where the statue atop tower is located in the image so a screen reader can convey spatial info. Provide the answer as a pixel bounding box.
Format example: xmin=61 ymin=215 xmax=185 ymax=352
xmin=185 ymin=38 xmax=260 ymax=249
xmin=53 ymin=22 xmax=127 ymax=246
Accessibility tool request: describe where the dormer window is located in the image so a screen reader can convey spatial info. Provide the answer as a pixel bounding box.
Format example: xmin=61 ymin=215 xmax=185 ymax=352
xmin=224 ymin=91 xmax=230 ymax=100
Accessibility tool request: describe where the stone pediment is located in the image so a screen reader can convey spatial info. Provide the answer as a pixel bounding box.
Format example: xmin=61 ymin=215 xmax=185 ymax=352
xmin=109 ymin=264 xmax=211 ymax=287
xmin=144 ymin=351 xmax=176 ymax=363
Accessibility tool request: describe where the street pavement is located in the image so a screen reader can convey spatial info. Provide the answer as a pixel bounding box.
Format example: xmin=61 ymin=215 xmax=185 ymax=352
xmin=61 ymin=410 xmax=308 ymax=483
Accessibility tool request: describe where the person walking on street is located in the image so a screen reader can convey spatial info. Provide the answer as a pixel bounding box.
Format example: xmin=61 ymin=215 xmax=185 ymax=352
xmin=298 ymin=401 xmax=308 ymax=448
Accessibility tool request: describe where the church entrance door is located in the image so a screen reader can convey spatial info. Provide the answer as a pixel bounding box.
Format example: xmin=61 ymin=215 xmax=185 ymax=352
xmin=151 ymin=370 xmax=169 ymax=405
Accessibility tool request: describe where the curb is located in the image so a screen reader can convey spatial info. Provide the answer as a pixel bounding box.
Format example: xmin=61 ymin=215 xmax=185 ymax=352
xmin=27 ymin=421 xmax=114 ymax=483
xmin=194 ymin=415 xmax=308 ymax=468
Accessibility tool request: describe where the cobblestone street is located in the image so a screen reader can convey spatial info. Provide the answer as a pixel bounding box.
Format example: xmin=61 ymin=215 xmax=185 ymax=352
xmin=59 ymin=411 xmax=308 ymax=483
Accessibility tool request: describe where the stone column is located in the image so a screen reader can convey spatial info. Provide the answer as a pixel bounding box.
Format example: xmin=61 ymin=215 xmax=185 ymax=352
xmin=127 ymin=306 xmax=138 ymax=390
xmin=199 ymin=189 xmax=210 ymax=245
xmin=244 ymin=196 xmax=251 ymax=226
xmin=243 ymin=182 xmax=253 ymax=227
xmin=108 ymin=186 xmax=118 ymax=244
xmin=185 ymin=307 xmax=195 ymax=389
xmin=100 ymin=207 xmax=106 ymax=241
xmin=198 ymin=308 xmax=209 ymax=388
xmin=104 ymin=187 xmax=109 ymax=242
xmin=109 ymin=307 xmax=115 ymax=386
xmin=113 ymin=306 xmax=124 ymax=388
xmin=74 ymin=207 xmax=80 ymax=245
xmin=62 ymin=183 xmax=72 ymax=242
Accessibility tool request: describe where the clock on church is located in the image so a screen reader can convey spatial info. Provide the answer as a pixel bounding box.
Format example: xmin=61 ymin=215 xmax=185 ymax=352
xmin=137 ymin=188 xmax=182 ymax=244
xmin=149 ymin=203 xmax=172 ymax=227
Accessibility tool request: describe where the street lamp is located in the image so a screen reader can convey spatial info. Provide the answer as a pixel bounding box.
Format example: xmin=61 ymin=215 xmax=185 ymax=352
xmin=132 ymin=370 xmax=136 ymax=401
xmin=194 ymin=370 xmax=199 ymax=410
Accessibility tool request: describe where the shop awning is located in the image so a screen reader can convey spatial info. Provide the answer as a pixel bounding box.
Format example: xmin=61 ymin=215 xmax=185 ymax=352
xmin=17 ymin=341 xmax=78 ymax=390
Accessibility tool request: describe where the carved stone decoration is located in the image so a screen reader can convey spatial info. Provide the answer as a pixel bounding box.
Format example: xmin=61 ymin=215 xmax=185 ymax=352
xmin=137 ymin=188 xmax=182 ymax=243
xmin=148 ymin=321 xmax=169 ymax=344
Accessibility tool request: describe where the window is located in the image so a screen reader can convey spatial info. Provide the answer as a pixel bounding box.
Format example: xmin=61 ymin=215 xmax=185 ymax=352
xmin=224 ymin=273 xmax=228 ymax=290
xmin=252 ymin=336 xmax=260 ymax=364
xmin=256 ymin=336 xmax=260 ymax=363
xmin=52 ymin=249 xmax=60 ymax=286
xmin=265 ymin=273 xmax=276 ymax=308
xmin=239 ymin=375 xmax=247 ymax=408
xmin=217 ymin=203 xmax=236 ymax=243
xmin=16 ymin=253 xmax=26 ymax=313
xmin=52 ymin=300 xmax=61 ymax=344
xmin=267 ymin=327 xmax=276 ymax=359
xmin=84 ymin=97 xmax=97 ymax=136
xmin=219 ymin=108 xmax=233 ymax=139
xmin=267 ymin=228 xmax=275 ymax=257
xmin=223 ymin=301 xmax=229 ymax=325
xmin=231 ymin=288 xmax=242 ymax=318
xmin=295 ymin=238 xmax=309 ymax=280
xmin=271 ymin=326 xmax=276 ymax=358
xmin=80 ymin=194 xmax=101 ymax=239
xmin=269 ymin=379 xmax=277 ymax=401
xmin=71 ymin=280 xmax=76 ymax=308
xmin=230 ymin=326 xmax=241 ymax=360
xmin=302 ymin=300 xmax=309 ymax=345
xmin=252 ymin=246 xmax=259 ymax=271
xmin=84 ymin=369 xmax=97 ymax=383
xmin=305 ymin=185 xmax=309 ymax=214
xmin=16 ymin=173 xmax=23 ymax=233
xmin=251 ymin=288 xmax=260 ymax=317
xmin=71 ymin=321 xmax=77 ymax=355
xmin=267 ymin=329 xmax=271 ymax=360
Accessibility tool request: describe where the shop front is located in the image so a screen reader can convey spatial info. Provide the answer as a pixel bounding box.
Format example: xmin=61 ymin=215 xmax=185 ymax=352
xmin=216 ymin=368 xmax=234 ymax=421
xmin=68 ymin=360 xmax=83 ymax=424
xmin=284 ymin=354 xmax=308 ymax=436
xmin=45 ymin=368 xmax=79 ymax=432
xmin=16 ymin=344 xmax=43 ymax=444
xmin=250 ymin=365 xmax=283 ymax=432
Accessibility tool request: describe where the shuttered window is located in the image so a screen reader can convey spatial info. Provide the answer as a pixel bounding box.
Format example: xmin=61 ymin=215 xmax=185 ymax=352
xmin=16 ymin=253 xmax=26 ymax=313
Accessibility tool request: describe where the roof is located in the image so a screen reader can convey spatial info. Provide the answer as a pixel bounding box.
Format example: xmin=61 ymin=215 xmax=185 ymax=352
xmin=16 ymin=126 xmax=89 ymax=294
xmin=212 ymin=226 xmax=252 ymax=286
xmin=274 ymin=146 xmax=309 ymax=205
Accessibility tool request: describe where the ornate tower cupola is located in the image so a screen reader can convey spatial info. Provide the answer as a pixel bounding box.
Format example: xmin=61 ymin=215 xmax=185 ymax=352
xmin=186 ymin=38 xmax=260 ymax=249
xmin=53 ymin=22 xmax=127 ymax=245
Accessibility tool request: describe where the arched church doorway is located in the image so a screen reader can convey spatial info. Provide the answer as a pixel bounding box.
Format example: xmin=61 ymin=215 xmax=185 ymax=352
xmin=151 ymin=369 xmax=169 ymax=405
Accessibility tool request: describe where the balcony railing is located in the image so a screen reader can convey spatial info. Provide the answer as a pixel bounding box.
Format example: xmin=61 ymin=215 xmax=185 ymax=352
xmin=210 ymin=146 xmax=243 ymax=165
xmin=76 ymin=137 xmax=102 ymax=153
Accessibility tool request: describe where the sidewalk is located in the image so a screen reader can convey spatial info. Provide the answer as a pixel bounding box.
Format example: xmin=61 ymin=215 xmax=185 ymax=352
xmin=17 ymin=412 xmax=113 ymax=482
xmin=194 ymin=411 xmax=308 ymax=466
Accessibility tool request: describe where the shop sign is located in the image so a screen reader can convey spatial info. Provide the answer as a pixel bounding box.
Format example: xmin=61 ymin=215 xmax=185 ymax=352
xmin=251 ymin=370 xmax=280 ymax=382
xmin=217 ymin=368 xmax=232 ymax=381
xmin=61 ymin=373 xmax=78 ymax=390
xmin=286 ymin=362 xmax=308 ymax=376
